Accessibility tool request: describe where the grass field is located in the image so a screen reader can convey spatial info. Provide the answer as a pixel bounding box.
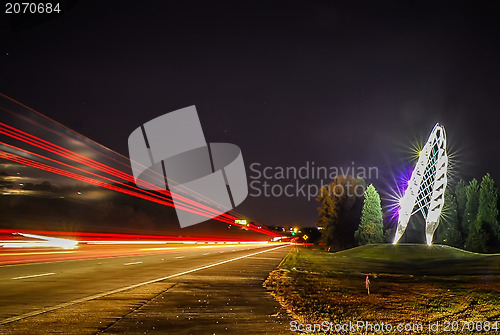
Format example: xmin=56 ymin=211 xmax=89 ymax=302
xmin=264 ymin=244 xmax=500 ymax=334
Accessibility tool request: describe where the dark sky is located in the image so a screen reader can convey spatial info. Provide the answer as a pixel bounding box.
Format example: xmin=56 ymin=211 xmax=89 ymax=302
xmin=1 ymin=0 xmax=499 ymax=227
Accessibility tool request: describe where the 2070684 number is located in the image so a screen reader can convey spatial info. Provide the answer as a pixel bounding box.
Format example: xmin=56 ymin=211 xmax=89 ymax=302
xmin=5 ymin=3 xmax=61 ymax=14
xmin=443 ymin=321 xmax=498 ymax=332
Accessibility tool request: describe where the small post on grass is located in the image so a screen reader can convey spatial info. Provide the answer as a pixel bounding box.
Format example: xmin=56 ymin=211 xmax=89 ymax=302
xmin=365 ymin=274 xmax=370 ymax=295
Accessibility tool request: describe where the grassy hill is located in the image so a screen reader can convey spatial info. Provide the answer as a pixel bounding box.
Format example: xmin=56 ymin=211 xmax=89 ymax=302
xmin=265 ymin=244 xmax=500 ymax=328
xmin=281 ymin=244 xmax=500 ymax=276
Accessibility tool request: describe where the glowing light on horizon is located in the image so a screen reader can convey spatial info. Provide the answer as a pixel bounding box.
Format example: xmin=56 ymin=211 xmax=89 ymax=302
xmin=382 ymin=164 xmax=414 ymax=224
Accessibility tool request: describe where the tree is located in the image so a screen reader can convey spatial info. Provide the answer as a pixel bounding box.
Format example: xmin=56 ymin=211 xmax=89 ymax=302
xmin=316 ymin=185 xmax=338 ymax=249
xmin=316 ymin=176 xmax=365 ymax=251
xmin=455 ymin=180 xmax=467 ymax=224
xmin=462 ymin=178 xmax=479 ymax=239
xmin=354 ymin=184 xmax=384 ymax=245
xmin=434 ymin=191 xmax=462 ymax=247
xmin=466 ymin=221 xmax=488 ymax=253
xmin=477 ymin=173 xmax=499 ymax=250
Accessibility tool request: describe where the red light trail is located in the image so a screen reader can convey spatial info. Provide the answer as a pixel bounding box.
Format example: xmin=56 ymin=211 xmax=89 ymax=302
xmin=0 ymin=150 xmax=233 ymax=222
xmin=0 ymin=140 xmax=232 ymax=221
xmin=0 ymin=228 xmax=272 ymax=242
xmin=0 ymin=94 xmax=281 ymax=237
xmin=0 ymin=103 xmax=247 ymax=221
xmin=0 ymin=120 xmax=229 ymax=218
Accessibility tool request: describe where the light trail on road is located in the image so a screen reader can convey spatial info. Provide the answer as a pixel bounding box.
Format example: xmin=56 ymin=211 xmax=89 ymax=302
xmin=0 ymin=93 xmax=281 ymax=237
xmin=0 ymin=121 xmax=238 ymax=222
xmin=0 ymin=230 xmax=288 ymax=265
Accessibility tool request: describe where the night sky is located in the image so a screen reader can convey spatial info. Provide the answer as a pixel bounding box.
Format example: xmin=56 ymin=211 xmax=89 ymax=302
xmin=1 ymin=0 xmax=499 ymax=227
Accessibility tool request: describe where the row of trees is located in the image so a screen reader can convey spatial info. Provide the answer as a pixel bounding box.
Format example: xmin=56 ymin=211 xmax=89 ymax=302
xmin=315 ymin=176 xmax=385 ymax=251
xmin=316 ymin=173 xmax=499 ymax=253
xmin=435 ymin=174 xmax=499 ymax=253
xmin=316 ymin=176 xmax=365 ymax=251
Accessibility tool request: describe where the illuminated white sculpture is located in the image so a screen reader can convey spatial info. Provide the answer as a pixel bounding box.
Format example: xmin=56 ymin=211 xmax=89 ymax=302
xmin=393 ymin=123 xmax=448 ymax=245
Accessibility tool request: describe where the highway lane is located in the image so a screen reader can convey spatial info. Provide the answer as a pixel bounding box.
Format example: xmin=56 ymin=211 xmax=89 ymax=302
xmin=0 ymin=242 xmax=272 ymax=265
xmin=0 ymin=243 xmax=291 ymax=328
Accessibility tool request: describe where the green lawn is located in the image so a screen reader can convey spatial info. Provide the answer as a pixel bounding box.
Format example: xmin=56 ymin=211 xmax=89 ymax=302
xmin=265 ymin=244 xmax=500 ymax=334
xmin=279 ymin=244 xmax=500 ymax=276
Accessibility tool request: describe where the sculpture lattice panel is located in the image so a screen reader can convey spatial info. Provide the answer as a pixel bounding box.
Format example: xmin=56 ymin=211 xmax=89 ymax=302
xmin=394 ymin=123 xmax=448 ymax=245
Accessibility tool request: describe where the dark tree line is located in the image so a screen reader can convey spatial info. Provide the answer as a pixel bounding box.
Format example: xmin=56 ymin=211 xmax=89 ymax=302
xmin=316 ymin=173 xmax=499 ymax=253
xmin=435 ymin=174 xmax=499 ymax=253
xmin=315 ymin=176 xmax=365 ymax=251
xmin=316 ymin=177 xmax=387 ymax=251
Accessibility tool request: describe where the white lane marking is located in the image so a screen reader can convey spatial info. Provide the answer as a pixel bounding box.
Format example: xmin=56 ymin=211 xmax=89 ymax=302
xmin=12 ymin=272 xmax=56 ymax=280
xmin=123 ymin=262 xmax=143 ymax=266
xmin=0 ymin=244 xmax=290 ymax=325
xmin=175 ymin=256 xmax=185 ymax=259
xmin=203 ymin=253 xmax=210 ymax=255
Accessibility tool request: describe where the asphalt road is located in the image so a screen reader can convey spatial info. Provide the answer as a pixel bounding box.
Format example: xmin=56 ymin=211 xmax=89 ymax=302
xmin=0 ymin=243 xmax=293 ymax=334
